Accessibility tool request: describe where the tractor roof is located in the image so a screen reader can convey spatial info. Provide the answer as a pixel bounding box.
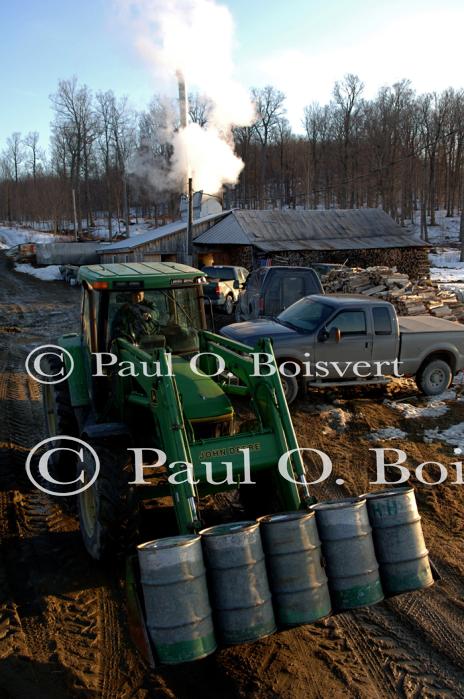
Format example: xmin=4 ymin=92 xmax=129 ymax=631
xmin=78 ymin=262 xmax=205 ymax=290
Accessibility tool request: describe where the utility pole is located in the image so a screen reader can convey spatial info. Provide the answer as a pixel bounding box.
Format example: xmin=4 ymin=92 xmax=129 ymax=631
xmin=123 ymin=174 xmax=130 ymax=237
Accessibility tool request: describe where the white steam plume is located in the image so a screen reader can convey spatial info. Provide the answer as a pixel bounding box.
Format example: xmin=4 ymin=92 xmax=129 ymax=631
xmin=116 ymin=0 xmax=254 ymax=194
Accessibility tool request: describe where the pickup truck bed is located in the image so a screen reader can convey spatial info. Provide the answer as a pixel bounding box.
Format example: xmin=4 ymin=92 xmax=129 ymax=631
xmin=398 ymin=316 xmax=464 ymax=333
xmin=398 ymin=314 xmax=464 ymax=378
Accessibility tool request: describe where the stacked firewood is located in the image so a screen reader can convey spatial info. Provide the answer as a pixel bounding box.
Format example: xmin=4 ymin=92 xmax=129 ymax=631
xmin=322 ymin=266 xmax=464 ymax=322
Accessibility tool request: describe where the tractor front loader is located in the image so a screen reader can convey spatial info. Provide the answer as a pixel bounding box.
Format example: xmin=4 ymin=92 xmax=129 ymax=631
xmin=43 ymin=262 xmax=312 ymax=562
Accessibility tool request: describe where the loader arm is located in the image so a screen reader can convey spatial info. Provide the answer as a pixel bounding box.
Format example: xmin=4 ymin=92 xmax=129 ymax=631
xmin=109 ymin=332 xmax=313 ymax=534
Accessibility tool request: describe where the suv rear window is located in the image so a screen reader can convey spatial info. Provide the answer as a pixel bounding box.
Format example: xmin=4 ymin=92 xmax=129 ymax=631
xmin=203 ymin=267 xmax=236 ymax=280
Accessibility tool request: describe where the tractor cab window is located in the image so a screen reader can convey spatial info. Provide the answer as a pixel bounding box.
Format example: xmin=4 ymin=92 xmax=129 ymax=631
xmin=108 ymin=287 xmax=202 ymax=355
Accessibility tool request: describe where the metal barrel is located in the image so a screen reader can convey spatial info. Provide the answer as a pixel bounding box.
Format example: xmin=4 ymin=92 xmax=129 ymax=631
xmin=311 ymin=498 xmax=384 ymax=611
xmin=200 ymin=521 xmax=276 ymax=645
xmin=362 ymin=487 xmax=434 ymax=595
xmin=137 ymin=535 xmax=216 ymax=664
xmin=258 ymin=511 xmax=332 ymax=627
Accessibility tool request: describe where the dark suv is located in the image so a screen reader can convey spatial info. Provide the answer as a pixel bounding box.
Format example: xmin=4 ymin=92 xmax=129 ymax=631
xmin=235 ymin=266 xmax=323 ymax=321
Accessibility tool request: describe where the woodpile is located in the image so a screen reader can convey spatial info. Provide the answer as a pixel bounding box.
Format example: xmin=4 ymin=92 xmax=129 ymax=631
xmin=322 ymin=266 xmax=464 ymax=322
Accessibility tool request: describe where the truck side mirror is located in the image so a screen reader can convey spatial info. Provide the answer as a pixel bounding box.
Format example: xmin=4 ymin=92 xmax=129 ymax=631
xmin=233 ymin=280 xmax=240 ymax=289
xmin=329 ymin=327 xmax=341 ymax=343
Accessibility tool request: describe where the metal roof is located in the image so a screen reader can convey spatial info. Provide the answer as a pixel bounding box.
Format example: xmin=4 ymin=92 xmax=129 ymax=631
xmin=97 ymin=211 xmax=229 ymax=253
xmin=78 ymin=261 xmax=204 ymax=289
xmin=194 ymin=209 xmax=428 ymax=251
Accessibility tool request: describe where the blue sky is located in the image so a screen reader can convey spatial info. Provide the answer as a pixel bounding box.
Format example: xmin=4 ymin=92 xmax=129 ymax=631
xmin=1 ymin=0 xmax=463 ymax=150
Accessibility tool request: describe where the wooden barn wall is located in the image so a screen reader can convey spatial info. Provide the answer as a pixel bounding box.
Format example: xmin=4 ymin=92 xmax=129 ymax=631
xmin=100 ymin=218 xmax=223 ymax=264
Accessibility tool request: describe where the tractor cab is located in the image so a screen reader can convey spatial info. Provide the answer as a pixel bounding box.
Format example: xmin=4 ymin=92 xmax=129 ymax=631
xmin=76 ymin=262 xmax=234 ymax=439
xmin=78 ymin=262 xmax=208 ymax=357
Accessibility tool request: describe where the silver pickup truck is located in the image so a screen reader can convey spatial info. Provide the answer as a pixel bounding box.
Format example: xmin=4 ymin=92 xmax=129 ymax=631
xmin=221 ymin=294 xmax=464 ymax=403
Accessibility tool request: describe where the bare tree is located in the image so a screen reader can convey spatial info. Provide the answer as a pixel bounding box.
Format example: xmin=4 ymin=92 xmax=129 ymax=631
xmin=24 ymin=131 xmax=42 ymax=182
xmin=251 ymin=85 xmax=286 ymax=206
xmin=332 ymin=74 xmax=364 ymax=207
xmin=5 ymin=132 xmax=24 ymax=184
xmin=188 ymin=93 xmax=212 ymax=127
xmin=50 ymin=77 xmax=94 ymax=235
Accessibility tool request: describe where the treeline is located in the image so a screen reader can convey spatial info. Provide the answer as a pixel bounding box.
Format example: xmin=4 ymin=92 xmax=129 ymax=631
xmin=1 ymin=75 xmax=463 ymax=241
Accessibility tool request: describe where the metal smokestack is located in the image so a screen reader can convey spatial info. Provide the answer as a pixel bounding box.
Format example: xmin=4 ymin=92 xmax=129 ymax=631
xmin=176 ymin=70 xmax=193 ymax=261
xmin=176 ymin=70 xmax=188 ymax=129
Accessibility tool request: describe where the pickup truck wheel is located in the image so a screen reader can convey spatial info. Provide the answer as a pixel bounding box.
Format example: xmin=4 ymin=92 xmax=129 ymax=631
xmin=224 ymin=294 xmax=234 ymax=315
xmin=280 ymin=373 xmax=299 ymax=404
xmin=416 ymin=359 xmax=452 ymax=396
xmin=77 ymin=446 xmax=139 ymax=561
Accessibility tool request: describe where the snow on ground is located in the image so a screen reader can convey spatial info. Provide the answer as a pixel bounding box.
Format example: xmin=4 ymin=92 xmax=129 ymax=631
xmin=424 ymin=422 xmax=464 ymax=451
xmin=318 ymin=405 xmax=351 ymax=433
xmin=369 ymin=427 xmax=408 ymax=440
xmin=384 ymin=392 xmax=454 ymax=418
xmin=431 ymin=268 xmax=464 ymax=283
xmin=88 ymin=217 xmax=156 ymax=240
xmin=429 ymin=250 xmax=463 ymax=268
xmin=15 ymin=264 xmax=62 ymax=281
xmin=428 ymin=245 xmax=464 ymax=284
xmin=409 ymin=212 xmax=460 ymax=244
xmin=0 ymin=225 xmax=66 ymax=249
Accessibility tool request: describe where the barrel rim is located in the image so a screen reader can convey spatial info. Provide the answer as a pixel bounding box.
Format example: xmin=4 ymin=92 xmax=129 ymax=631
xmin=200 ymin=521 xmax=258 ymax=537
xmin=257 ymin=510 xmax=315 ymax=525
xmin=311 ymin=497 xmax=365 ymax=511
xmin=137 ymin=535 xmax=200 ymax=551
xmin=360 ymin=487 xmax=415 ymax=500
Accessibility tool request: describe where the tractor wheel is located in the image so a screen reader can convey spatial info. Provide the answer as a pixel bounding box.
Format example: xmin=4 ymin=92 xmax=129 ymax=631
xmin=42 ymin=356 xmax=78 ymax=472
xmin=224 ymin=294 xmax=235 ymax=315
xmin=280 ymin=372 xmax=299 ymax=404
xmin=77 ymin=446 xmax=139 ymax=561
xmin=416 ymin=358 xmax=452 ymax=396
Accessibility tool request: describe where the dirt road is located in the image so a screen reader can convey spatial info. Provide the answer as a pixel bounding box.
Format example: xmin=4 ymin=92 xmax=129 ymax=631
xmin=0 ymin=252 xmax=463 ymax=698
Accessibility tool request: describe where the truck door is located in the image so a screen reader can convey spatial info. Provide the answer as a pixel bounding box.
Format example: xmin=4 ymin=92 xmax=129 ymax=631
xmin=316 ymin=309 xmax=373 ymax=379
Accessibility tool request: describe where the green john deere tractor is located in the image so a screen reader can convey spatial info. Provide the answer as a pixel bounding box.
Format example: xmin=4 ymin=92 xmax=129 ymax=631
xmin=43 ymin=262 xmax=312 ymax=561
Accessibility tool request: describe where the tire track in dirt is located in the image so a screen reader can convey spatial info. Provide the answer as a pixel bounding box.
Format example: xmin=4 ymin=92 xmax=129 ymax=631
xmin=0 ymin=259 xmax=152 ymax=698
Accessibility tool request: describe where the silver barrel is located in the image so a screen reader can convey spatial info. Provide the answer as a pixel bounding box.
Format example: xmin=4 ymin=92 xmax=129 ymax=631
xmin=311 ymin=498 xmax=384 ymax=611
xmin=137 ymin=535 xmax=216 ymax=664
xmin=200 ymin=521 xmax=276 ymax=644
xmin=363 ymin=487 xmax=434 ymax=595
xmin=258 ymin=511 xmax=332 ymax=627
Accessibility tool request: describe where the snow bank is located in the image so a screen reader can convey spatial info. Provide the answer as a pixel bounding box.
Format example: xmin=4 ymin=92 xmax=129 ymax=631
xmin=15 ymin=264 xmax=62 ymax=281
